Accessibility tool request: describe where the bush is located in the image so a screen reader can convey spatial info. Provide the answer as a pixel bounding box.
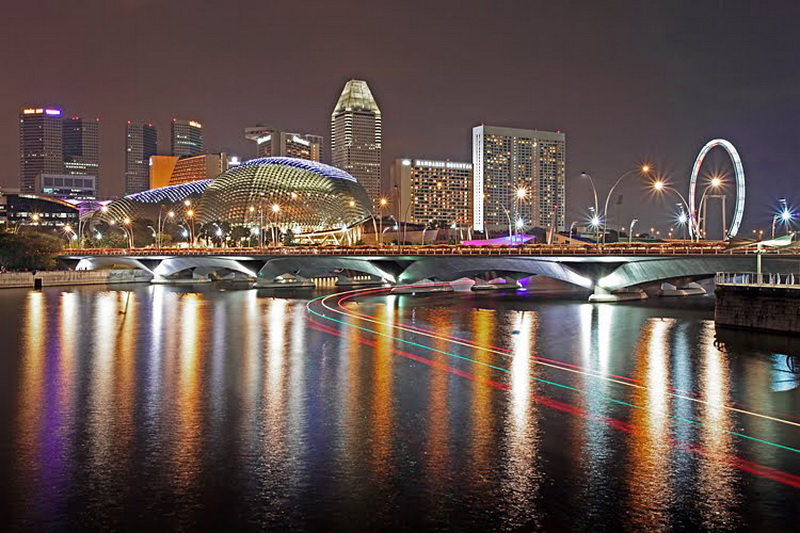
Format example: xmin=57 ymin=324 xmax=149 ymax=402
xmin=0 ymin=231 xmax=64 ymax=271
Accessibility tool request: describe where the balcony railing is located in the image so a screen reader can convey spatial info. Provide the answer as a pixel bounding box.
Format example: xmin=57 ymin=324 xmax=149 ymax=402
xmin=715 ymin=272 xmax=800 ymax=288
xmin=58 ymin=242 xmax=791 ymax=258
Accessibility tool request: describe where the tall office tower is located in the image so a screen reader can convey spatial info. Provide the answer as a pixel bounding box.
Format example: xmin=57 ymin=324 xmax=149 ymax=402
xmin=171 ymin=119 xmax=204 ymax=157
xmin=244 ymin=125 xmax=323 ymax=161
xmin=331 ymin=79 xmax=382 ymax=210
xmin=472 ymin=125 xmax=565 ymax=233
xmin=393 ymin=158 xmax=473 ymax=227
xmin=125 ymin=122 xmax=158 ymax=195
xmin=19 ymin=107 xmax=64 ymax=192
xmin=63 ymin=116 xmax=100 ymax=183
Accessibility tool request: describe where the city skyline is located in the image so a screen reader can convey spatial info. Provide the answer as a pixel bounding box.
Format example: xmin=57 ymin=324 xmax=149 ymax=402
xmin=2 ymin=1 xmax=799 ymax=232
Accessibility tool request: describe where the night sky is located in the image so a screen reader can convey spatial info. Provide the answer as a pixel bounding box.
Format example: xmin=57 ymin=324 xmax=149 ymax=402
xmin=1 ymin=0 xmax=799 ymax=233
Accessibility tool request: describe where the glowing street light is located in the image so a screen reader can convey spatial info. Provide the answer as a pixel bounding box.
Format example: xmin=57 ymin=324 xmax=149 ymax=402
xmin=600 ymin=164 xmax=652 ymax=244
xmin=650 ymin=178 xmax=695 ymax=241
xmin=378 ymin=197 xmax=389 ymax=245
xmin=515 ymin=187 xmax=527 ymax=199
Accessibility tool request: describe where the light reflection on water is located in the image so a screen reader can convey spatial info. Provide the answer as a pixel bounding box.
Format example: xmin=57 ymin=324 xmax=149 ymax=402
xmin=3 ymin=285 xmax=800 ymax=530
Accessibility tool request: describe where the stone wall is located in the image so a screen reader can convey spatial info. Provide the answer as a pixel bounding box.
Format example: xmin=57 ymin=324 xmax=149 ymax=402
xmin=0 ymin=269 xmax=152 ymax=289
xmin=715 ymin=285 xmax=800 ymax=335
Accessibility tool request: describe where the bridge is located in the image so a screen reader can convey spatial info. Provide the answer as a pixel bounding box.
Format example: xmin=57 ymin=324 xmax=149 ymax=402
xmin=59 ymin=243 xmax=800 ymax=301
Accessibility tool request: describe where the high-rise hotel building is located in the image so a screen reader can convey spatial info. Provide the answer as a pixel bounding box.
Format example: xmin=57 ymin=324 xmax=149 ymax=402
xmin=331 ymin=79 xmax=382 ymax=211
xmin=472 ymin=125 xmax=565 ymax=233
xmin=125 ymin=122 xmax=158 ymax=195
xmin=393 ymin=158 xmax=472 ymax=227
xmin=244 ymin=125 xmax=323 ymax=161
xmin=19 ymin=107 xmax=64 ymax=192
xmin=63 ymin=116 xmax=100 ymax=182
xmin=171 ymin=119 xmax=204 ymax=157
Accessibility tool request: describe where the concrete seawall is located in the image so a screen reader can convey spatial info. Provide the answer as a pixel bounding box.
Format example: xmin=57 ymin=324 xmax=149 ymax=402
xmin=0 ymin=270 xmax=152 ymax=289
xmin=715 ymin=285 xmax=800 ymax=335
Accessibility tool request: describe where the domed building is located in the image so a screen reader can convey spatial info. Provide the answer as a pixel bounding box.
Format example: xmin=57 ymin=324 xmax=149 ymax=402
xmin=96 ymin=180 xmax=211 ymax=224
xmin=196 ymin=157 xmax=372 ymax=239
xmin=92 ymin=157 xmax=373 ymax=245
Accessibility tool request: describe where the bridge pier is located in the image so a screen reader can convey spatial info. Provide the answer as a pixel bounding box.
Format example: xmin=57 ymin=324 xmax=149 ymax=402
xmin=255 ymin=274 xmax=315 ymax=289
xmin=588 ymin=285 xmax=647 ymax=303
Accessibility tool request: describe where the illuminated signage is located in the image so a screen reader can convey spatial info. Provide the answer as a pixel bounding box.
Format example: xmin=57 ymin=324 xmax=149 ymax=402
xmin=290 ymin=135 xmax=311 ymax=147
xmin=189 ymin=121 xmax=202 ymax=128
xmin=256 ymin=135 xmax=271 ymax=145
xmin=22 ymin=108 xmax=61 ymax=116
xmin=413 ymin=160 xmax=472 ymax=170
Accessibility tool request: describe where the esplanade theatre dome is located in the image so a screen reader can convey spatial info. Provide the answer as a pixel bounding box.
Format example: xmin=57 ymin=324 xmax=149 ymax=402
xmin=196 ymin=157 xmax=372 ymax=234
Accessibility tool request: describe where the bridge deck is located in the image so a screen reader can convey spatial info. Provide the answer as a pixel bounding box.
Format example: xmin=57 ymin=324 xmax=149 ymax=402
xmin=60 ymin=243 xmax=781 ymax=259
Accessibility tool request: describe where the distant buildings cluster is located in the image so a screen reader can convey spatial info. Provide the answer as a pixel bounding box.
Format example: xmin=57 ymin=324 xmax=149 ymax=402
xmin=13 ymin=79 xmax=566 ymax=234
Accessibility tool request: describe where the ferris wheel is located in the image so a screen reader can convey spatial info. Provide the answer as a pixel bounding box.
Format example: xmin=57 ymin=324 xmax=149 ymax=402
xmin=687 ymin=138 xmax=746 ymax=240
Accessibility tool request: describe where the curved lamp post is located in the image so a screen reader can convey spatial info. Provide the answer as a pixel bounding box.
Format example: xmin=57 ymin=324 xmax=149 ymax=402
xmin=580 ymin=172 xmax=600 ymax=241
xmin=600 ymin=165 xmax=651 ymax=243
xmin=651 ymin=179 xmax=695 ymax=241
xmin=695 ymin=176 xmax=724 ymax=239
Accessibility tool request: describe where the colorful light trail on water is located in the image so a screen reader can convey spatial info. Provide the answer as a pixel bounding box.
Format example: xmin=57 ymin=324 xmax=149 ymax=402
xmin=306 ymin=287 xmax=800 ymax=489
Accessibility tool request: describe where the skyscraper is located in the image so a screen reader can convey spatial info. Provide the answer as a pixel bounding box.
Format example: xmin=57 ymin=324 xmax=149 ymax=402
xmin=244 ymin=125 xmax=323 ymax=161
xmin=19 ymin=107 xmax=64 ymax=192
xmin=63 ymin=116 xmax=100 ymax=184
xmin=472 ymin=125 xmax=565 ymax=233
xmin=331 ymin=79 xmax=382 ymax=210
xmin=171 ymin=119 xmax=204 ymax=157
xmin=393 ymin=158 xmax=472 ymax=227
xmin=125 ymin=122 xmax=158 ymax=195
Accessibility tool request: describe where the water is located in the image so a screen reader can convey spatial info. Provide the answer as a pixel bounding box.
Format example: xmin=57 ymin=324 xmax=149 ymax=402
xmin=1 ymin=284 xmax=798 ymax=530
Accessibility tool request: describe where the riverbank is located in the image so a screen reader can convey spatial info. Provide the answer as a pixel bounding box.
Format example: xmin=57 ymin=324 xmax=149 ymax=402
xmin=0 ymin=269 xmax=152 ymax=289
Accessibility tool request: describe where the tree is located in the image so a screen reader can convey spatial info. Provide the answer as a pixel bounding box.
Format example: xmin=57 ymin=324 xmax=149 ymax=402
xmin=0 ymin=230 xmax=64 ymax=271
xmin=282 ymin=228 xmax=295 ymax=246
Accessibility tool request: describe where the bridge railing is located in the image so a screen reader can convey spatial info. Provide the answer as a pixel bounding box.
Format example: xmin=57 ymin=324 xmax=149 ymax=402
xmin=60 ymin=243 xmax=776 ymax=258
xmin=716 ymin=272 xmax=800 ymax=288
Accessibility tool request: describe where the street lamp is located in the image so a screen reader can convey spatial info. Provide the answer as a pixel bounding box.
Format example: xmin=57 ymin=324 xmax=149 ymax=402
xmin=270 ymin=203 xmax=281 ymax=246
xmin=651 ymin=179 xmax=696 ymax=241
xmin=514 ymin=187 xmax=528 ymax=241
xmin=378 ymin=197 xmax=388 ymax=245
xmin=123 ymin=216 xmax=134 ymax=248
xmin=773 ymin=208 xmax=793 ymax=239
xmin=695 ymin=176 xmax=725 ymax=238
xmin=185 ymin=208 xmax=195 ymax=246
xmin=580 ymin=172 xmax=600 ymax=241
xmin=63 ymin=225 xmax=77 ymax=247
xmin=157 ymin=207 xmax=175 ymax=249
xmin=599 ymin=165 xmax=651 ymax=244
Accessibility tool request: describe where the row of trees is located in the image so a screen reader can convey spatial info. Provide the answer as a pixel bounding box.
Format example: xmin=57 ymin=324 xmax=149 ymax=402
xmin=0 ymin=228 xmax=63 ymax=271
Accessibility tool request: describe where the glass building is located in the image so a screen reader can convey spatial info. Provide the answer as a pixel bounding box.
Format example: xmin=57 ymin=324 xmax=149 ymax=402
xmin=94 ymin=157 xmax=371 ymax=242
xmin=197 ymin=157 xmax=371 ymax=235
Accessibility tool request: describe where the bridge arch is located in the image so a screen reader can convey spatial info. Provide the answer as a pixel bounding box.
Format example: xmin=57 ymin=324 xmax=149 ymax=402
xmin=398 ymin=257 xmax=594 ymax=288
xmin=688 ymin=138 xmax=746 ymax=240
xmin=153 ymin=257 xmax=258 ymax=281
xmin=75 ymin=256 xmax=154 ymax=274
xmin=257 ymin=257 xmax=400 ymax=283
